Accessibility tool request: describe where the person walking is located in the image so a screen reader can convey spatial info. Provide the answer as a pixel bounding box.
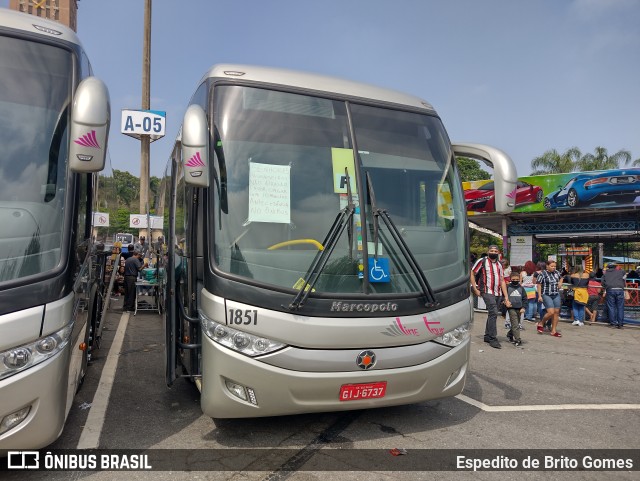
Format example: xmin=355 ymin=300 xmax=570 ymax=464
xmin=123 ymin=250 xmax=147 ymax=312
xmin=570 ymin=266 xmax=590 ymax=326
xmin=471 ymin=244 xmax=511 ymax=349
xmin=520 ymin=260 xmax=538 ymax=322
xmin=601 ymin=262 xmax=627 ymax=329
xmin=536 ymin=260 xmax=563 ymax=337
xmin=505 ymin=271 xmax=527 ymax=346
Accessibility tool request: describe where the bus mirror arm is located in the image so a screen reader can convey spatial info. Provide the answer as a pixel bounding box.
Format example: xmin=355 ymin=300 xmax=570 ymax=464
xmin=69 ymin=77 xmax=110 ymax=173
xmin=452 ymin=143 xmax=518 ymax=214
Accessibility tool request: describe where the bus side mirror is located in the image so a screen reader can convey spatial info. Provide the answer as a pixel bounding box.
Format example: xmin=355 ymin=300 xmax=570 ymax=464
xmin=452 ymin=142 xmax=518 ymax=214
xmin=181 ymin=105 xmax=210 ymax=188
xmin=69 ymin=77 xmax=110 ymax=173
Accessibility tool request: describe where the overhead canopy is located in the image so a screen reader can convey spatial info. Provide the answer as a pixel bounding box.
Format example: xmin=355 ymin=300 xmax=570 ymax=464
xmin=469 ymin=204 xmax=640 ymax=244
xmin=602 ymin=256 xmax=640 ymax=264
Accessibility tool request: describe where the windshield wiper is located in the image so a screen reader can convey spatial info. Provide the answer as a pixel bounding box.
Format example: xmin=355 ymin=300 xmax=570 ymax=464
xmin=365 ymin=172 xmax=439 ymax=308
xmin=287 ymin=167 xmax=355 ymax=311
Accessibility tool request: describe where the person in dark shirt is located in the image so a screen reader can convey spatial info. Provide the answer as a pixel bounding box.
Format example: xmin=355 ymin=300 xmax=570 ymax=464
xmin=121 ymin=244 xmax=135 ymax=260
xmin=123 ymin=251 xmax=147 ymax=312
xmin=134 ymin=236 xmax=149 ymax=257
xmin=601 ymin=263 xmax=627 ymax=328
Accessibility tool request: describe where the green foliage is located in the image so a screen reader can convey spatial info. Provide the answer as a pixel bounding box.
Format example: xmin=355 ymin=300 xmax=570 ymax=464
xmin=531 ymin=146 xmax=638 ymax=175
xmin=456 ymin=157 xmax=491 ymax=182
xmin=469 ymin=230 xmax=499 ymax=259
xmin=530 ymin=147 xmax=582 ymax=175
xmin=576 ymin=147 xmax=631 ymax=172
xmin=94 ymin=170 xmax=162 ymax=240
xmin=113 ymin=169 xmax=140 ymax=207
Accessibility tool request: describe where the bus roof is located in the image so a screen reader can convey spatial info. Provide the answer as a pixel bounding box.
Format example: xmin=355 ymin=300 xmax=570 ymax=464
xmin=0 ymin=7 xmax=81 ymax=45
xmin=200 ymin=64 xmax=436 ymax=114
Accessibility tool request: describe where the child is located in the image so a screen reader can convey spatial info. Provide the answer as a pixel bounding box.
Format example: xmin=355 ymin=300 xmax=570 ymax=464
xmin=505 ymin=271 xmax=527 ymax=346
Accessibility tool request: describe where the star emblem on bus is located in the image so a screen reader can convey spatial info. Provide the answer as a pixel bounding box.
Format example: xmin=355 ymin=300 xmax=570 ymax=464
xmin=356 ymin=350 xmax=376 ymax=370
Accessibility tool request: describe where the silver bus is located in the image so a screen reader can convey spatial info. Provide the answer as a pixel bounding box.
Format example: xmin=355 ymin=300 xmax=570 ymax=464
xmin=0 ymin=8 xmax=110 ymax=448
xmin=163 ymin=64 xmax=516 ymax=418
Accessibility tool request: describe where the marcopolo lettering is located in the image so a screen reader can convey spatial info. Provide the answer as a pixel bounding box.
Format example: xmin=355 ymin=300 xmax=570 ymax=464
xmin=330 ymin=301 xmax=398 ymax=313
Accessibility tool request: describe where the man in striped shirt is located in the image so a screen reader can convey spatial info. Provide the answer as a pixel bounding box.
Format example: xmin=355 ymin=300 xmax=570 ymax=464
xmin=471 ymin=245 xmax=511 ymax=349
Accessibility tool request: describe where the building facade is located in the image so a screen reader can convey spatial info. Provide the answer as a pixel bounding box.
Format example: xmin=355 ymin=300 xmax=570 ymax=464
xmin=9 ymin=0 xmax=78 ymax=31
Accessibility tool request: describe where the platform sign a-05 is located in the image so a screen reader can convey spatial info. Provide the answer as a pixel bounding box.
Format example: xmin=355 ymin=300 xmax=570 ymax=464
xmin=121 ymin=109 xmax=166 ymax=141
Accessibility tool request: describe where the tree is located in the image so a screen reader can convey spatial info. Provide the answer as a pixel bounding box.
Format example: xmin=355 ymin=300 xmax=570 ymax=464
xmin=456 ymin=157 xmax=491 ymax=182
xmin=113 ymin=169 xmax=140 ymax=208
xmin=576 ymin=147 xmax=631 ymax=172
xmin=530 ymin=147 xmax=581 ymax=175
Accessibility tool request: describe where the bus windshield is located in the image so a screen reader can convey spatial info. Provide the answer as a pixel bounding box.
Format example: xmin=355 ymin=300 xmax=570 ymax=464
xmin=211 ymin=85 xmax=467 ymax=295
xmin=0 ymin=36 xmax=72 ymax=283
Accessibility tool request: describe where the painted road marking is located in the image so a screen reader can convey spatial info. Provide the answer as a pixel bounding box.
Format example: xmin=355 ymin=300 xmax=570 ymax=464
xmin=456 ymin=394 xmax=640 ymax=412
xmin=77 ymin=312 xmax=130 ymax=449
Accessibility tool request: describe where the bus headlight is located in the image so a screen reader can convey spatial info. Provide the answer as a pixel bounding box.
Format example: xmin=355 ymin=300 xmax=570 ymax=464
xmin=433 ymin=321 xmax=470 ymax=347
xmin=0 ymin=321 xmax=74 ymax=381
xmin=200 ymin=312 xmax=286 ymax=357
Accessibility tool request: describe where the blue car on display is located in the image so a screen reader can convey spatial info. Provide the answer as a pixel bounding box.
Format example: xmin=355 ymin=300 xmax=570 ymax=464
xmin=543 ymin=169 xmax=640 ymax=209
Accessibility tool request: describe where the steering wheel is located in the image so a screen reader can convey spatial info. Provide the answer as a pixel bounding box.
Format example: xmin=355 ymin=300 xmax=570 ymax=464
xmin=267 ymin=239 xmax=324 ymax=251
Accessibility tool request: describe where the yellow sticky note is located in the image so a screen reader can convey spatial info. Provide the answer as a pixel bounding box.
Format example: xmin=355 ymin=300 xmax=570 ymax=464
xmin=292 ymin=278 xmax=315 ymax=292
xmin=331 ymin=148 xmax=357 ymax=194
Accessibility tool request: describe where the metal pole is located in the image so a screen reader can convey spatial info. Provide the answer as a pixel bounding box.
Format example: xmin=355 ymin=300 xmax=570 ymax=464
xmin=140 ymin=0 xmax=152 ymax=241
xmin=502 ymin=217 xmax=508 ymax=258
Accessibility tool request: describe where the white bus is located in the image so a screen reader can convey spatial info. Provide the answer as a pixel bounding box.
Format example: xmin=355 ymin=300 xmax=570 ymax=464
xmin=163 ymin=64 xmax=516 ymax=418
xmin=0 ymin=8 xmax=110 ymax=448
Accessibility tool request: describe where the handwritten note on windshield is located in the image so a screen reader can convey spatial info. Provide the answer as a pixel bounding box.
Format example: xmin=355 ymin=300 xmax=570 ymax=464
xmin=247 ymin=162 xmax=291 ymax=224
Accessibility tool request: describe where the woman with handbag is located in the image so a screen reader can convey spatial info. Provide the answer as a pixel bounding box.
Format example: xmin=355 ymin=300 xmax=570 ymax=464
xmin=570 ymin=267 xmax=590 ymax=326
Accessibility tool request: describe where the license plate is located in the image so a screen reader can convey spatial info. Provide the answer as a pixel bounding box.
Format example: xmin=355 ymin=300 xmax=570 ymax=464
xmin=339 ymin=381 xmax=387 ymax=401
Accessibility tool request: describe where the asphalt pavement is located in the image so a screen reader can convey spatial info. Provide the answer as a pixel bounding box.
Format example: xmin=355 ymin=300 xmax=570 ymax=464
xmin=3 ymin=300 xmax=639 ymax=480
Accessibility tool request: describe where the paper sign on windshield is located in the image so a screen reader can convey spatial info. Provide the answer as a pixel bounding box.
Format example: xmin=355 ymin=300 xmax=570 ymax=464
xmin=332 ymin=148 xmax=357 ymax=194
xmin=247 ymin=162 xmax=291 ymax=224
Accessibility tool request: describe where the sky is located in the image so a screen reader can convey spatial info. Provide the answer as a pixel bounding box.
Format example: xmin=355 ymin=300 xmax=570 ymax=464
xmin=3 ymin=0 xmax=639 ymax=178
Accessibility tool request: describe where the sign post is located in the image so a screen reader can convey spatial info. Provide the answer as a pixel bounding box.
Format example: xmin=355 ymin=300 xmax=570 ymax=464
xmin=121 ymin=108 xmax=166 ymax=242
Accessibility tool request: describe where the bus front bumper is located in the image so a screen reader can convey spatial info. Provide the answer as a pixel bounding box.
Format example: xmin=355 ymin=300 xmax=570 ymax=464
xmin=0 ymin=347 xmax=70 ymax=450
xmin=200 ymin=336 xmax=469 ymax=419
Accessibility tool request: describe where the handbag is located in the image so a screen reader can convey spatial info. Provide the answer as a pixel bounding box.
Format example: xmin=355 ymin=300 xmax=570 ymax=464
xmin=573 ymin=287 xmax=588 ymax=305
xmin=624 ymin=290 xmax=631 ymax=301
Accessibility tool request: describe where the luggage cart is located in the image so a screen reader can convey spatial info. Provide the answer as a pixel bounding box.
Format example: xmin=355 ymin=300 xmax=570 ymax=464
xmin=135 ymin=281 xmax=161 ymax=315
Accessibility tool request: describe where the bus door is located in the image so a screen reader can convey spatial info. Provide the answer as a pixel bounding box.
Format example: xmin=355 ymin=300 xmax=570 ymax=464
xmin=165 ymin=148 xmax=203 ymax=386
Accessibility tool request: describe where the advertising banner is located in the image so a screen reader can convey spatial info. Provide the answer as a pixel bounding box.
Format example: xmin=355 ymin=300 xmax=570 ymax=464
xmin=463 ymin=168 xmax=640 ymax=215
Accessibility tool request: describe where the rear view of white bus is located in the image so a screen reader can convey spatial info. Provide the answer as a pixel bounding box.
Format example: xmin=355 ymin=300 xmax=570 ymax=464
xmin=164 ymin=65 xmax=516 ymax=419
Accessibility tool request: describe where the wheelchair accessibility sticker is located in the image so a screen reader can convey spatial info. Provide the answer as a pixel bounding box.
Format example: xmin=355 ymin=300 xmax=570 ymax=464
xmin=368 ymin=257 xmax=390 ymax=283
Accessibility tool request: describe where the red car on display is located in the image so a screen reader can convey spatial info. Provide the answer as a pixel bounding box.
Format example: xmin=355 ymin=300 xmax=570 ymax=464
xmin=465 ymin=180 xmax=543 ymax=213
